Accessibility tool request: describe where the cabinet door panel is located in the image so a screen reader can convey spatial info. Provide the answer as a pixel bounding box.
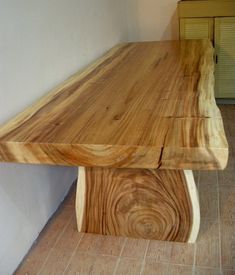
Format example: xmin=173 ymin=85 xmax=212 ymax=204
xmin=180 ymin=18 xmax=214 ymax=40
xmin=215 ymin=17 xmax=235 ymax=98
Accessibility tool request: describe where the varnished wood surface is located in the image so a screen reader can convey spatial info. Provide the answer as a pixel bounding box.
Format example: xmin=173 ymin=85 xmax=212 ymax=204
xmin=0 ymin=40 xmax=228 ymax=169
xmin=76 ymin=167 xmax=200 ymax=242
xmin=178 ymin=0 xmax=235 ymax=18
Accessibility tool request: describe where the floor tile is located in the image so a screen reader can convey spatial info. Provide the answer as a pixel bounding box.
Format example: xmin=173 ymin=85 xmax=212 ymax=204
xmin=199 ymin=171 xmax=217 ymax=186
xmin=142 ymin=259 xmax=168 ymax=275
xmin=168 ymin=264 xmax=193 ymax=275
xmin=229 ymin=138 xmax=235 ymax=156
xmin=220 ymin=105 xmax=235 ymax=121
xmin=78 ymin=233 xmax=125 ymax=256
xmin=218 ymin=157 xmax=235 ymax=186
xmin=168 ymin=242 xmax=195 ymax=265
xmin=115 ymin=258 xmax=142 ymax=275
xmin=218 ymin=169 xmax=235 ymax=186
xmin=65 ymin=253 xmax=117 ymax=275
xmin=194 ymin=267 xmax=221 ymax=275
xmin=63 ymin=184 xmax=76 ymax=209
xmin=16 ymin=208 xmax=72 ymax=274
xmin=39 ymin=215 xmax=83 ymax=274
xmin=146 ymin=240 xmax=171 ymax=262
xmin=196 ymin=221 xmax=220 ymax=268
xmin=223 ymin=123 xmax=230 ymax=138
xmin=15 ymin=245 xmax=51 ymax=275
xmin=219 ymin=185 xmax=235 ymax=221
xmin=121 ymin=238 xmax=148 ymax=259
xmin=220 ymin=220 xmax=235 ymax=270
xmin=39 ymin=247 xmax=74 ymax=275
xmin=38 ymin=207 xmax=73 ymax=249
xmin=228 ymin=123 xmax=235 ymax=137
xmin=223 ymin=270 xmax=235 ymax=275
xmin=146 ymin=240 xmax=194 ymax=265
xmin=199 ymin=181 xmax=218 ymax=221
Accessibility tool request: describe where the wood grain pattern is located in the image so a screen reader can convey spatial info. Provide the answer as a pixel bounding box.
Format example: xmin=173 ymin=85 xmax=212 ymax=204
xmin=0 ymin=40 xmax=228 ymax=170
xmin=76 ymin=167 xmax=200 ymax=243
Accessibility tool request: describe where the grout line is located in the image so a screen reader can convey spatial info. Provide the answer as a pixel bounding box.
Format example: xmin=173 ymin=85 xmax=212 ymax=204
xmin=112 ymin=238 xmax=128 ymax=275
xmin=140 ymin=240 xmax=150 ymax=275
xmin=123 ymin=259 xmax=221 ymax=270
xmin=119 ymin=238 xmax=128 ymax=257
xmin=37 ymin=213 xmax=74 ymax=275
xmin=67 ymin=251 xmax=202 ymax=268
xmin=192 ymin=170 xmax=201 ymax=275
xmin=216 ymin=171 xmax=223 ymax=273
xmin=62 ymin=232 xmax=85 ymax=275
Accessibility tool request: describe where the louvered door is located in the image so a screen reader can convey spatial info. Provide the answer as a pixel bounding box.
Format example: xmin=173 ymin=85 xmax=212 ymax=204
xmin=215 ymin=17 xmax=235 ymax=98
xmin=180 ymin=18 xmax=214 ymax=40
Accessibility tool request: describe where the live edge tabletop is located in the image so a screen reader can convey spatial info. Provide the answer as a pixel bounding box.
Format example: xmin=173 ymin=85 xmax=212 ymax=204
xmin=0 ymin=40 xmax=228 ymax=243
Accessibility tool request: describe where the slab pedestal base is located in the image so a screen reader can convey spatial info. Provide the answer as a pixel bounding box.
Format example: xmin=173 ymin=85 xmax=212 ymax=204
xmin=76 ymin=167 xmax=200 ymax=243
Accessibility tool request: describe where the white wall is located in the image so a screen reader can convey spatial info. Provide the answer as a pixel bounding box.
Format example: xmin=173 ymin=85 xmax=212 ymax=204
xmin=126 ymin=0 xmax=179 ymax=41
xmin=0 ymin=0 xmax=178 ymax=273
xmin=0 ymin=1 xmax=127 ymax=274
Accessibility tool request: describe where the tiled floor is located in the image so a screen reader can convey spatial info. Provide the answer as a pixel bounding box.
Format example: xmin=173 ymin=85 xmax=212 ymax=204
xmin=15 ymin=105 xmax=235 ymax=275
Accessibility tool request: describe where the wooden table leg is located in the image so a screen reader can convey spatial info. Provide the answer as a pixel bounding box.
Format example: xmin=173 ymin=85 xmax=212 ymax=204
xmin=75 ymin=167 xmax=200 ymax=243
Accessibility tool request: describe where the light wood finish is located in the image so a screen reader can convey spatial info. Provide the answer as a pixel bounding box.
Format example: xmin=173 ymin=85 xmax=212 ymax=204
xmin=196 ymin=221 xmax=220 ymax=268
xmin=0 ymin=40 xmax=228 ymax=170
xmin=178 ymin=1 xmax=235 ymax=99
xmin=161 ymin=118 xmax=228 ymax=170
xmin=15 ymin=108 xmax=235 ymax=274
xmin=215 ymin=17 xmax=235 ymax=98
xmin=76 ymin=167 xmax=200 ymax=243
xmin=0 ymin=40 xmax=226 ymax=244
xmin=178 ymin=1 xmax=235 ymax=18
xmin=180 ymin=18 xmax=214 ymax=40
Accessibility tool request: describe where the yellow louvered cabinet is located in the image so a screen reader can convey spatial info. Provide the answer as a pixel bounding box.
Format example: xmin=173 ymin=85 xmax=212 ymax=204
xmin=178 ymin=1 xmax=235 ymax=99
xmin=214 ymin=17 xmax=235 ymax=98
xmin=180 ymin=18 xmax=214 ymax=40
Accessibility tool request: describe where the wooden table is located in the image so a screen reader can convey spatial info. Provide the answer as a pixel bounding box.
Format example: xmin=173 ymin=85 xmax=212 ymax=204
xmin=0 ymin=40 xmax=228 ymax=243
